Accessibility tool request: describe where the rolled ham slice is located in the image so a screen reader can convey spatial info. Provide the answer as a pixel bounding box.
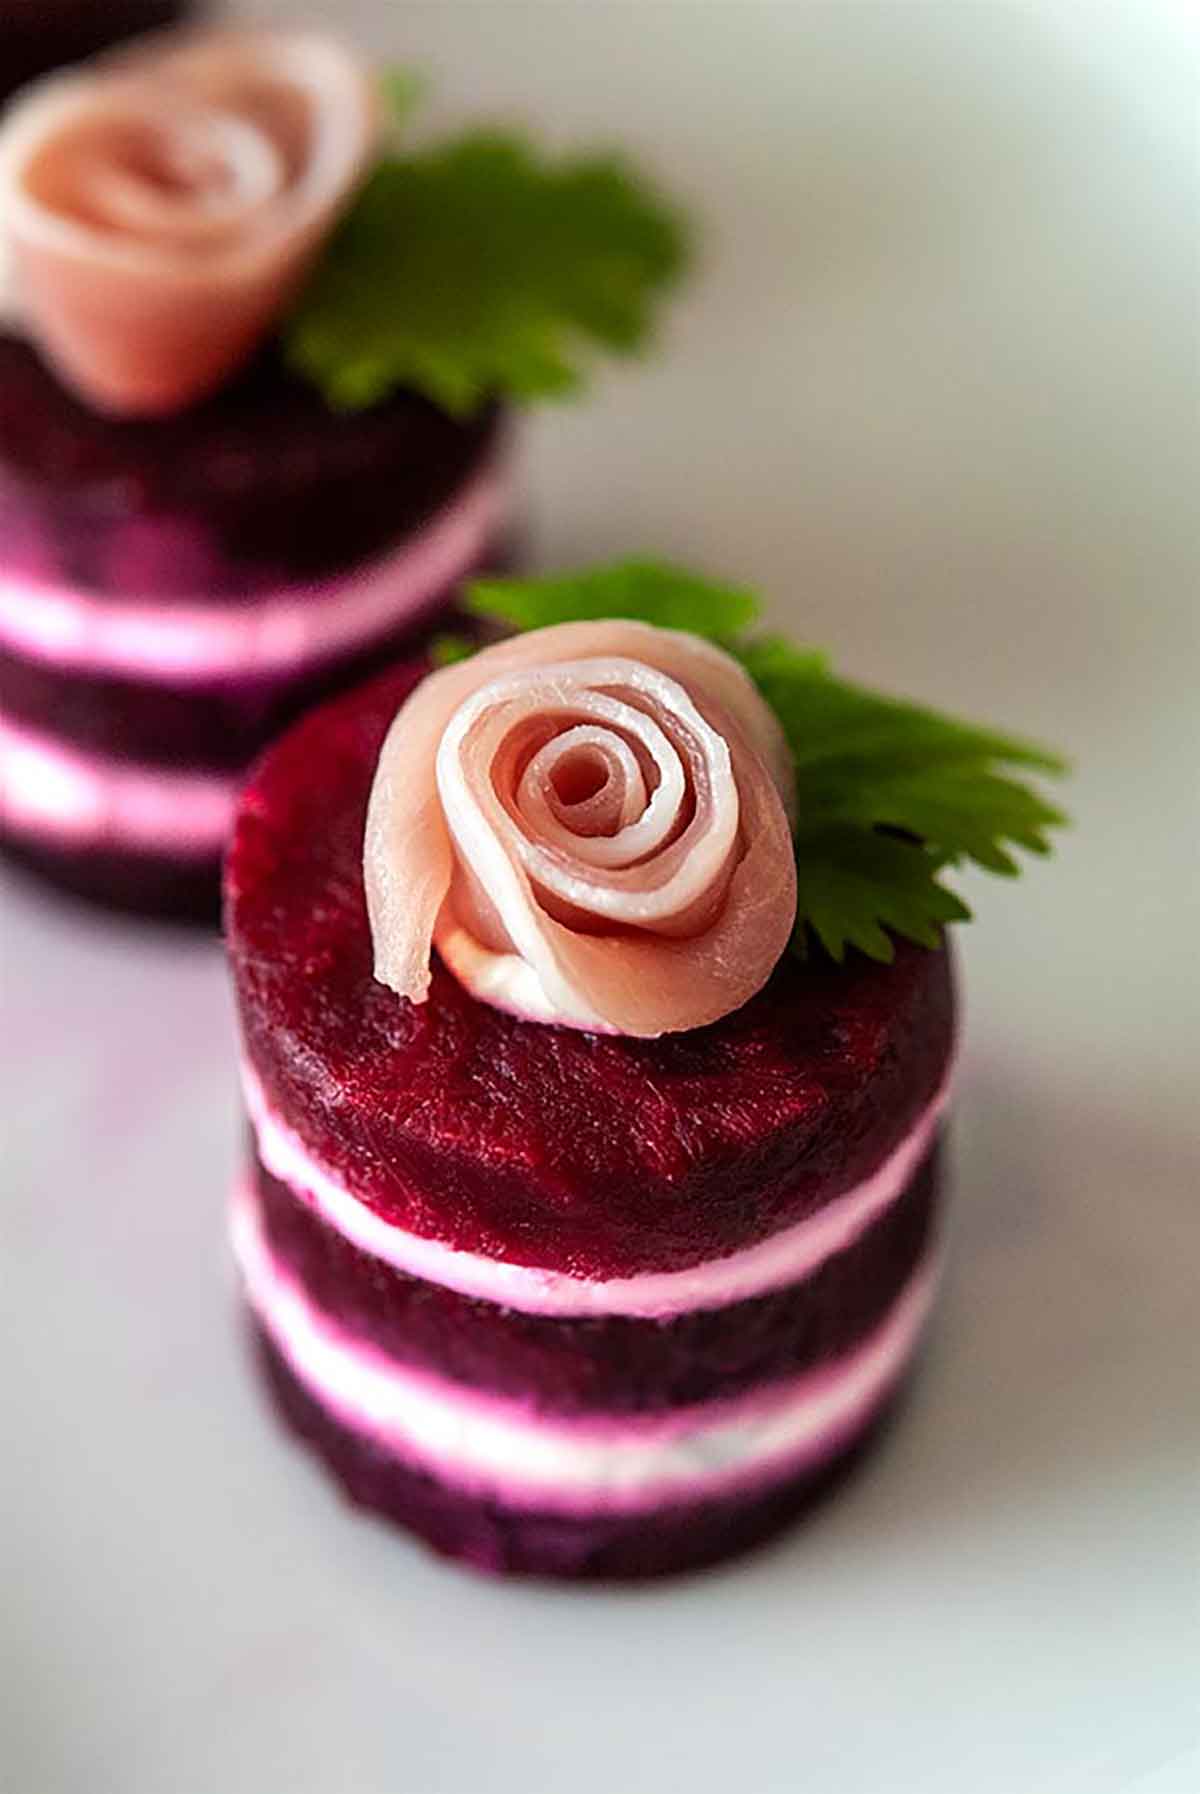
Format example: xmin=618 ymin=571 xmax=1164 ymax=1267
xmin=0 ymin=29 xmax=378 ymax=415
xmin=364 ymin=620 xmax=798 ymax=1038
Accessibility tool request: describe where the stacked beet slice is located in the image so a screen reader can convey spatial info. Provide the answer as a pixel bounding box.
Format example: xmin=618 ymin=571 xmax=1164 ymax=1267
xmin=0 ymin=342 xmax=510 ymax=916
xmin=226 ymin=663 xmax=958 ymax=1580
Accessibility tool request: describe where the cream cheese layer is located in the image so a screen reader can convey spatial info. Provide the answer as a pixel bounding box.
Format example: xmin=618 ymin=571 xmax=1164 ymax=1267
xmin=242 ymin=1054 xmax=951 ymax=1320
xmin=0 ymin=462 xmax=506 ymax=684
xmin=233 ymin=1177 xmax=937 ymax=1516
xmin=0 ymin=709 xmax=236 ymax=853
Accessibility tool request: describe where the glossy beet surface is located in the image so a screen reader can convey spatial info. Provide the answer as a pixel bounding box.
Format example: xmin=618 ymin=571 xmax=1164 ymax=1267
xmin=253 ymin=1141 xmax=942 ymax=1414
xmin=227 ymin=662 xmax=958 ymax=1279
xmin=252 ymin=1320 xmax=910 ymax=1581
xmin=0 ymin=340 xmax=504 ymax=597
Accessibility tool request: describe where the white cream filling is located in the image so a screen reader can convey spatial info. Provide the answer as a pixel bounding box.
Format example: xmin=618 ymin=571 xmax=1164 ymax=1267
xmin=0 ymin=462 xmax=506 ymax=683
xmin=0 ymin=708 xmax=236 ymax=853
xmin=242 ymin=1054 xmax=952 ymax=1319
xmin=233 ymin=1177 xmax=937 ymax=1514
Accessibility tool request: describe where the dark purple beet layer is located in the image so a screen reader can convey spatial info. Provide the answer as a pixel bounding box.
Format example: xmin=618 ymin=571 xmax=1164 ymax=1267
xmin=0 ymin=557 xmax=511 ymax=771
xmin=1 ymin=833 xmax=222 ymax=924
xmin=227 ymin=663 xmax=958 ymax=1281
xmin=1 ymin=2 xmax=195 ymax=103
xmin=0 ymin=345 xmax=515 ymax=917
xmin=252 ymin=1139 xmax=942 ymax=1414
xmin=251 ymin=1318 xmax=909 ymax=1581
xmin=0 ymin=340 xmax=504 ymax=597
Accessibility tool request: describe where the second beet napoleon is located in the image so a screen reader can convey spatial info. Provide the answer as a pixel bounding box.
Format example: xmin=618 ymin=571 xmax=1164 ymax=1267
xmin=0 ymin=25 xmax=685 ymax=916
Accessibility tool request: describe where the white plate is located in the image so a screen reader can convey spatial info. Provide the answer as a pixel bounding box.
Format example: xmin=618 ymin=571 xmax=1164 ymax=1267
xmin=3 ymin=5 xmax=1197 ymax=1791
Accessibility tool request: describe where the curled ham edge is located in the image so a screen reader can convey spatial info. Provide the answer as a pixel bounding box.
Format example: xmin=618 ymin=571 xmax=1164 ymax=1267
xmin=0 ymin=29 xmax=378 ymax=416
xmin=364 ymin=621 xmax=799 ymax=1039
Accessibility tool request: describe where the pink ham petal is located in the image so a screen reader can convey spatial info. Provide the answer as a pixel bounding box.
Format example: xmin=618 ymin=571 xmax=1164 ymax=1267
xmin=364 ymin=621 xmax=799 ymax=1038
xmin=0 ymin=30 xmax=378 ymax=415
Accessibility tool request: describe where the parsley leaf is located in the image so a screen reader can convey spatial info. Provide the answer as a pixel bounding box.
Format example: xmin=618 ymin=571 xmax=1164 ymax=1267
xmin=377 ymin=68 xmax=426 ymax=140
xmin=464 ymin=561 xmax=1068 ymax=963
xmin=790 ymin=828 xmax=972 ymax=961
xmin=428 ymin=632 xmax=476 ymax=667
xmin=468 ymin=560 xmax=758 ymax=638
xmin=747 ymin=634 xmax=1067 ymax=958
xmin=285 ymin=131 xmax=688 ymax=415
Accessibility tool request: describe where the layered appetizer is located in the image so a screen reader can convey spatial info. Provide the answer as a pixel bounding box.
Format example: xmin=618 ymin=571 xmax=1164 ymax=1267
xmin=226 ymin=561 xmax=1065 ymax=1578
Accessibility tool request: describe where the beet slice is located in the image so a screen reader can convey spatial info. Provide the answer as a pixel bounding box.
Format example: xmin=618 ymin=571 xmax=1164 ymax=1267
xmin=1 ymin=833 xmax=222 ymax=923
xmin=0 ymin=343 xmax=514 ymax=916
xmin=227 ymin=660 xmax=958 ymax=1280
xmin=251 ymin=1318 xmax=911 ymax=1581
xmin=0 ymin=340 xmax=505 ymax=597
xmin=252 ymin=1140 xmax=943 ymax=1414
xmin=0 ymin=571 xmax=514 ymax=770
xmin=226 ymin=655 xmax=957 ymax=1576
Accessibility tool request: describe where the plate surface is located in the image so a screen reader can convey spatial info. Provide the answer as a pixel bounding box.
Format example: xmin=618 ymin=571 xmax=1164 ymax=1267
xmin=3 ymin=5 xmax=1197 ymax=1791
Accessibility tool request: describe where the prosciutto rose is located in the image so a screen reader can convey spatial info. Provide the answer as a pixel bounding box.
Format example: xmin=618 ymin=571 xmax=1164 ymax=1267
xmin=0 ymin=28 xmax=377 ymax=414
xmin=364 ymin=621 xmax=799 ymax=1038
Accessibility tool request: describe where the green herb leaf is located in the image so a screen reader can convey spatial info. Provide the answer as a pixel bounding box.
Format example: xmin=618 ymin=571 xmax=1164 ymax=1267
xmin=738 ymin=637 xmax=1067 ymax=957
xmin=789 ymin=828 xmax=972 ymax=963
xmin=468 ymin=560 xmax=758 ymax=638
xmin=376 ymin=67 xmax=426 ymax=142
xmin=428 ymin=632 xmax=476 ymax=667
xmin=464 ymin=560 xmax=1068 ymax=961
xmin=285 ymin=131 xmax=688 ymax=415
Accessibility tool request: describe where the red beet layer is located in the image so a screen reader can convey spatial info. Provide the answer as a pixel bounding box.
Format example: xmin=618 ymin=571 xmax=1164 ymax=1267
xmin=227 ymin=662 xmax=957 ymax=1281
xmin=0 ymin=341 xmax=504 ymax=597
xmin=251 ymin=1319 xmax=909 ymax=1581
xmin=0 ymin=342 xmax=509 ymax=767
xmin=0 ymin=346 xmax=514 ymax=917
xmin=251 ymin=1139 xmax=942 ymax=1414
xmin=0 ymin=834 xmax=222 ymax=924
xmin=0 ymin=577 xmax=506 ymax=771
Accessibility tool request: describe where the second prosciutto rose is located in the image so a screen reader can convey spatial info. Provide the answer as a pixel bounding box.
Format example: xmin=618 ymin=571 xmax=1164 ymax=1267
xmin=0 ymin=28 xmax=377 ymax=414
xmin=364 ymin=620 xmax=799 ymax=1038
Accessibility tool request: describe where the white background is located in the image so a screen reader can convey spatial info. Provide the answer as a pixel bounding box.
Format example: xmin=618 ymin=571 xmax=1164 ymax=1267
xmin=3 ymin=4 xmax=1198 ymax=1791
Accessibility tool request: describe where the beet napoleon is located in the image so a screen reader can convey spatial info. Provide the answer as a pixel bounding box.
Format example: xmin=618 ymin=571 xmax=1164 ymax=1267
xmin=226 ymin=562 xmax=1065 ymax=1579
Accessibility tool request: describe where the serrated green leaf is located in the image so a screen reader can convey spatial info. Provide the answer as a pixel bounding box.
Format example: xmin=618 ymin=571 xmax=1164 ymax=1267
xmin=285 ymin=131 xmax=688 ymax=416
xmin=428 ymin=632 xmax=475 ymax=667
xmin=731 ymin=634 xmax=833 ymax=693
xmin=822 ymin=767 xmax=1066 ymax=873
xmin=378 ymin=66 xmax=426 ymax=138
xmin=790 ymin=829 xmax=973 ymax=962
xmin=745 ymin=647 xmax=1066 ymax=953
xmin=434 ymin=556 xmax=1069 ymax=962
xmin=468 ymin=561 xmax=759 ymax=637
xmin=759 ymin=671 xmax=1066 ymax=779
